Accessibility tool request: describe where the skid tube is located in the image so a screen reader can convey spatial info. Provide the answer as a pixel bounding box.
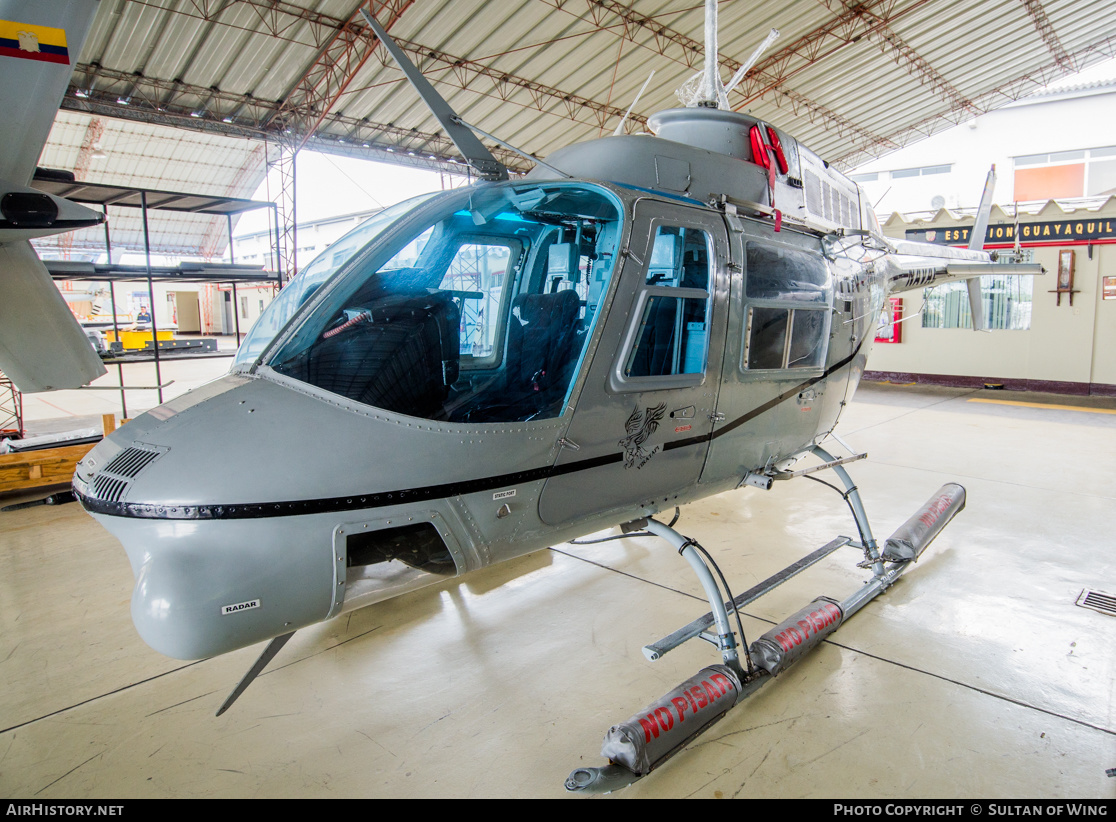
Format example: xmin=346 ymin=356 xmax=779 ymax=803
xmin=565 ymin=479 xmax=966 ymax=794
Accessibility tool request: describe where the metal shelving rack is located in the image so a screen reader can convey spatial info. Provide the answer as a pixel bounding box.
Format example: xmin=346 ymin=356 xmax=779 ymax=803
xmin=33 ymin=171 xmax=283 ymax=418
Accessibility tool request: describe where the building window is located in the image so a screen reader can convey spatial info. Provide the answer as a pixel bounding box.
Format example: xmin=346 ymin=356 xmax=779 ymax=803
xmin=890 ymin=164 xmax=951 ymax=179
xmin=1013 ymin=146 xmax=1116 ymax=199
xmin=921 ymin=276 xmax=1032 ymax=330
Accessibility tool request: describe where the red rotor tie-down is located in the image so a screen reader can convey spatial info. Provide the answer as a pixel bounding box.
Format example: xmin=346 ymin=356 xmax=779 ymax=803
xmin=751 ymin=126 xmax=782 ymax=231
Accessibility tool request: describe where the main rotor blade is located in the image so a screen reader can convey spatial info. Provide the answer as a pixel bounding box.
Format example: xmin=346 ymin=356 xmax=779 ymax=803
xmin=358 ymin=8 xmax=507 ymax=181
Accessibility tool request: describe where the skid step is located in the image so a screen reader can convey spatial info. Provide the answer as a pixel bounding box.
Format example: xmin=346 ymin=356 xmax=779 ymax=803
xmin=771 ymin=451 xmax=867 ymax=480
xmin=643 ymin=536 xmax=851 ymax=661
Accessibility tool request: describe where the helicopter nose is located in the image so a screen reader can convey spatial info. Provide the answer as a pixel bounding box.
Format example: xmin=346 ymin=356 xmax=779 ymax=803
xmin=73 ymin=376 xmax=346 ymax=660
xmin=113 ymin=513 xmax=340 ymax=660
xmin=74 ymin=372 xmax=474 ymax=660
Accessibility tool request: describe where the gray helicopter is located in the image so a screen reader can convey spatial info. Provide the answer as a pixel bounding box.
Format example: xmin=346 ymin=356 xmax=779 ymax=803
xmin=64 ymin=3 xmax=1042 ymax=792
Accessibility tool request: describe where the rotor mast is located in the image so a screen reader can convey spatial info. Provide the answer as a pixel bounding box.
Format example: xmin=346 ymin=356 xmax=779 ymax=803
xmin=698 ymin=0 xmax=721 ymax=106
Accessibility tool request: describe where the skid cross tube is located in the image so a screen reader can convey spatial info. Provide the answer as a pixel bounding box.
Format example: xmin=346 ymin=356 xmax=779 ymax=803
xmin=643 ymin=519 xmax=743 ymax=674
xmin=643 ymin=535 xmax=851 ymax=661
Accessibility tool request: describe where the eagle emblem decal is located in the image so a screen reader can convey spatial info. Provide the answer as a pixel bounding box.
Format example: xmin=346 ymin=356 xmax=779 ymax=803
xmin=619 ymin=402 xmax=667 ymax=469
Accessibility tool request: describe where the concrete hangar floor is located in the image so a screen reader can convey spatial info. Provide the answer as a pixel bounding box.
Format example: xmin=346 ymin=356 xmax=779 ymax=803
xmin=1 ymin=381 xmax=1113 ymax=799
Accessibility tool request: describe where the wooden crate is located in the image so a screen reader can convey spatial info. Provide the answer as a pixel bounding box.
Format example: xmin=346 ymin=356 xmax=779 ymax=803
xmin=0 ymin=442 xmax=98 ymax=493
xmin=0 ymin=415 xmax=117 ymax=493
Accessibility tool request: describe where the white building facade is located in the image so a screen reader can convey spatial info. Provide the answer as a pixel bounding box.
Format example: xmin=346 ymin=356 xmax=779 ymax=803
xmin=850 ymin=80 xmax=1116 ymax=216
xmin=851 ymin=77 xmax=1116 ymax=396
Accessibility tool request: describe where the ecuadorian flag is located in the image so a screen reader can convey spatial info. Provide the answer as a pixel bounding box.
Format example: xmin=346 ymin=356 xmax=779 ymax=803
xmin=0 ymin=19 xmax=70 ymax=65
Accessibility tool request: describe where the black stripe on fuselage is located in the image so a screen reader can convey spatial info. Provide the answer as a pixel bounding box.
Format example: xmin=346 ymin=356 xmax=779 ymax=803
xmin=77 ymin=340 xmax=866 ymax=521
xmin=664 ymin=339 xmax=864 ymax=451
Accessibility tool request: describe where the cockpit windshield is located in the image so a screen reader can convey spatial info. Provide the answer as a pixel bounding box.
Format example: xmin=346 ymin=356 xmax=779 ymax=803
xmin=260 ymin=183 xmax=622 ymax=424
xmin=233 ymin=194 xmax=436 ymax=368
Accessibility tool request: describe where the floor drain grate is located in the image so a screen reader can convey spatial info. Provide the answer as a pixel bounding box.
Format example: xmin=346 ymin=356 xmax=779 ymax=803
xmin=1076 ymin=589 xmax=1116 ymax=617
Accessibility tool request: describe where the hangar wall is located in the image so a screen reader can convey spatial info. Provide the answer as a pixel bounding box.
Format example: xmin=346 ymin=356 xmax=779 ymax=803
xmin=865 ymin=199 xmax=1116 ymax=395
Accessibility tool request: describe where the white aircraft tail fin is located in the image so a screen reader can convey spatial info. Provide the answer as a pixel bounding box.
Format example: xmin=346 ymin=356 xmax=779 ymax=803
xmin=882 ymin=165 xmax=1044 ymax=329
xmin=0 ymin=241 xmax=106 ymax=392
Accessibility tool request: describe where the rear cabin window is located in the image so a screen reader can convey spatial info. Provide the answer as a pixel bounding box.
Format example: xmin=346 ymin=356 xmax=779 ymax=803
xmin=743 ymin=242 xmax=831 ymax=372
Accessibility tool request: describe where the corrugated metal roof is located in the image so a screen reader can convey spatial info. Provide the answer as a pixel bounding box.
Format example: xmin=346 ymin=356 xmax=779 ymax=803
xmin=36 ymin=110 xmax=268 ymax=258
xmin=43 ymin=0 xmax=1116 ymax=255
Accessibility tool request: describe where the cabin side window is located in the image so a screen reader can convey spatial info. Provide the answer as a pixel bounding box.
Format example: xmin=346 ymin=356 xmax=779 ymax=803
xmin=622 ymin=225 xmax=713 ymax=381
xmin=742 ymin=241 xmax=831 ymax=372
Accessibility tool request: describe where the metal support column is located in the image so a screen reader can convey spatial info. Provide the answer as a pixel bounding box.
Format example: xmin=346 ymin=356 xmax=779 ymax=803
xmin=104 ymin=206 xmax=127 ymax=420
xmin=271 ymin=203 xmax=283 ymax=287
xmin=140 ymin=191 xmax=164 ymax=405
xmin=0 ymin=371 xmax=23 ymax=439
xmin=228 ymin=213 xmax=242 ymax=344
xmin=231 ymin=282 xmax=241 ymax=342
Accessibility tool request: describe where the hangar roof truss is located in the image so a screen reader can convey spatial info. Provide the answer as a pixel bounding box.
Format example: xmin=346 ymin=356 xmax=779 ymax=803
xmin=44 ymin=0 xmax=1116 ymax=242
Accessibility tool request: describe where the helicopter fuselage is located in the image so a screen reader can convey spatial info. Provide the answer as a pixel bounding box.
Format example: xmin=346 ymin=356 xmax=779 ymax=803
xmin=73 ymin=131 xmax=886 ymax=660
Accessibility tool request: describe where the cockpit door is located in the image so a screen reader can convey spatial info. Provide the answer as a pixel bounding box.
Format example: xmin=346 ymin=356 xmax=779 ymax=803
xmin=538 ymin=198 xmax=730 ymax=527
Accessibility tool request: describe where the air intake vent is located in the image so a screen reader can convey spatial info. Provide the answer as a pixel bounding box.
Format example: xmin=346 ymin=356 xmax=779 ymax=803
xmin=805 ymin=170 xmax=855 ymax=226
xmin=87 ymin=444 xmax=165 ymax=503
xmin=102 ymin=446 xmax=162 ymax=479
xmin=92 ymin=475 xmax=129 ymax=502
xmin=1076 ymin=589 xmax=1116 ymax=618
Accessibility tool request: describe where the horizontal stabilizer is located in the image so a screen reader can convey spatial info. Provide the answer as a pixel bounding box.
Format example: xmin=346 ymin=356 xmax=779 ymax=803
xmin=882 ymin=241 xmax=1044 ymax=296
xmin=0 ymin=240 xmax=106 ymax=392
xmin=944 ymin=261 xmax=1045 ymax=278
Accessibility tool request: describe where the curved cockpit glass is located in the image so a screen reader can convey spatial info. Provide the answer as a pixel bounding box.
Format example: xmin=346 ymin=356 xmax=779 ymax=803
xmin=256 ymin=183 xmax=622 ymax=423
xmin=234 ymin=194 xmax=436 ymax=368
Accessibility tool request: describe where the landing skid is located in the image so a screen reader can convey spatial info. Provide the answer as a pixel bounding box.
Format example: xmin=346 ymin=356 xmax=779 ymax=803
xmin=566 ymin=457 xmax=966 ymax=794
